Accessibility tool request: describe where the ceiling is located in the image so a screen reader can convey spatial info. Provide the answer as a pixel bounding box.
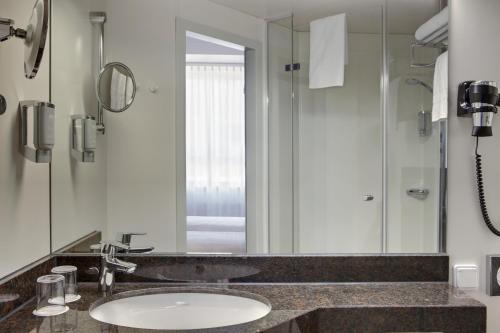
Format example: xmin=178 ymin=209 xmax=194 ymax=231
xmin=209 ymin=0 xmax=442 ymax=33
xmin=186 ymin=36 xmax=243 ymax=55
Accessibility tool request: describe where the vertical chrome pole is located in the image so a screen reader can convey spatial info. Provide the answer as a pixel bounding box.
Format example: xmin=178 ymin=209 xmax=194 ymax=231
xmin=438 ymin=119 xmax=448 ymax=252
xmin=437 ymin=0 xmax=448 ymax=255
xmin=90 ymin=12 xmax=106 ymax=134
xmin=380 ymin=2 xmax=389 ymax=253
xmin=97 ymin=21 xmax=104 ymax=133
xmin=290 ymin=14 xmax=296 ymax=254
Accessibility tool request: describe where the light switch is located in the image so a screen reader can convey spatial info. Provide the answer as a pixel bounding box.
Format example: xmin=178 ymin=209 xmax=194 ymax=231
xmin=453 ymin=265 xmax=478 ymax=289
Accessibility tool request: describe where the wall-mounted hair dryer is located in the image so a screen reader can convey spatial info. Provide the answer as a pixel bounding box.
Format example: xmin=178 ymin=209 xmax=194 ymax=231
xmin=458 ymin=80 xmax=500 ymax=236
xmin=458 ymin=80 xmax=500 ymax=136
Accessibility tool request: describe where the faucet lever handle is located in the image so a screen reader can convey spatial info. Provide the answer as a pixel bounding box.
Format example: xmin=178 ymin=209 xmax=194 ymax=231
xmin=101 ymin=240 xmax=130 ymax=256
xmin=117 ymin=232 xmax=147 ymax=246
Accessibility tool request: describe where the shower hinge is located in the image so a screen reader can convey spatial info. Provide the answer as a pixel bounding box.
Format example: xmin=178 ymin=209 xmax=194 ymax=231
xmin=285 ymin=63 xmax=301 ymax=72
xmin=0 ymin=94 xmax=6 ymax=115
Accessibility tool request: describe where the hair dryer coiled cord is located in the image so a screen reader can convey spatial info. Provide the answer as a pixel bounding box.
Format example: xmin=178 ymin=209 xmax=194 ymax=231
xmin=475 ymin=137 xmax=500 ymax=236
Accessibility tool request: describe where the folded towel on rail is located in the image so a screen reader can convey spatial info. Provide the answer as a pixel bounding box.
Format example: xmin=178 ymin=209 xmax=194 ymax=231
xmin=309 ymin=13 xmax=347 ymax=89
xmin=432 ymin=51 xmax=448 ymax=122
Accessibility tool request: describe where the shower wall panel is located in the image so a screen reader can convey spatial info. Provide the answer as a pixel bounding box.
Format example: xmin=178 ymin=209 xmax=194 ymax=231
xmin=386 ymin=34 xmax=440 ymax=253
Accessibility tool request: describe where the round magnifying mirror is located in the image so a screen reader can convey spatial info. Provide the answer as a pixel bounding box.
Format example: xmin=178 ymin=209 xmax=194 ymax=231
xmin=96 ymin=62 xmax=136 ymax=113
xmin=24 ymin=0 xmax=49 ymax=79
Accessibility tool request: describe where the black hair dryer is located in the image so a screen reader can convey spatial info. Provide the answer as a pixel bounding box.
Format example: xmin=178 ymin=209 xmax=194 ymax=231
xmin=457 ymin=80 xmax=499 ymax=136
xmin=458 ymin=80 xmax=500 ymax=237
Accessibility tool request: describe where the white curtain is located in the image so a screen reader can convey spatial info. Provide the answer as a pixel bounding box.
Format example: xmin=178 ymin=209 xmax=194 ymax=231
xmin=186 ymin=63 xmax=246 ymax=218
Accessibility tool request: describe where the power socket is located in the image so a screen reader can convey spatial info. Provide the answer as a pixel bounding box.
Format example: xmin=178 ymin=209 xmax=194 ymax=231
xmin=453 ymin=265 xmax=478 ymax=289
xmin=486 ymin=255 xmax=500 ymax=296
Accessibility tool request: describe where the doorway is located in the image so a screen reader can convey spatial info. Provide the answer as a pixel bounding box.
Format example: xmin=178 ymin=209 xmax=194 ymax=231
xmin=185 ymin=32 xmax=247 ymax=253
xmin=175 ymin=19 xmax=264 ymax=254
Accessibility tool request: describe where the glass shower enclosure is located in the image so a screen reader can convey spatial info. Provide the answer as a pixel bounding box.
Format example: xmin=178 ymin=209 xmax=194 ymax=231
xmin=267 ymin=3 xmax=446 ymax=254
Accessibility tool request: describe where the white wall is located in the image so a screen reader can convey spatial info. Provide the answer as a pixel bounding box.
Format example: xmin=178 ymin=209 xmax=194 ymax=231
xmin=51 ymin=0 xmax=107 ymax=251
xmin=47 ymin=0 xmax=266 ymax=253
xmin=0 ymin=0 xmax=50 ymax=278
xmin=448 ymin=0 xmax=500 ymax=331
xmin=103 ymin=0 xmax=266 ymax=251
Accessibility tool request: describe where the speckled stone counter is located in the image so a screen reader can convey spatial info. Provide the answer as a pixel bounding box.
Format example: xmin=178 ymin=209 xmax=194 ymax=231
xmin=0 ymin=282 xmax=486 ymax=333
xmin=56 ymin=254 xmax=450 ymax=283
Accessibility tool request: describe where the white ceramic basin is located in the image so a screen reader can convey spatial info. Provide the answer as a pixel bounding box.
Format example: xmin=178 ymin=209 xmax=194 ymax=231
xmin=89 ymin=288 xmax=272 ymax=330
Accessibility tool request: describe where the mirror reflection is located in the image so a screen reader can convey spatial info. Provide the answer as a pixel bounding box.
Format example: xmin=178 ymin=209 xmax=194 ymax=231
xmin=50 ymin=0 xmax=448 ymax=255
xmin=97 ymin=62 xmax=136 ymax=113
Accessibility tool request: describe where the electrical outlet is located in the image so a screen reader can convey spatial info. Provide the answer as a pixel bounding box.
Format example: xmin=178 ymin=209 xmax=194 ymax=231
xmin=453 ymin=265 xmax=478 ymax=289
xmin=486 ymin=255 xmax=500 ymax=296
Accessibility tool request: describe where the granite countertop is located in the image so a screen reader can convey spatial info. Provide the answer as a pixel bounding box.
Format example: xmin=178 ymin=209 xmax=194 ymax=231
xmin=0 ymin=282 xmax=486 ymax=333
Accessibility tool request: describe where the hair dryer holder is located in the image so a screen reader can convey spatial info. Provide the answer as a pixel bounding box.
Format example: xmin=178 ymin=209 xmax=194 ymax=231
xmin=457 ymin=80 xmax=499 ymax=115
xmin=457 ymin=80 xmax=499 ymax=137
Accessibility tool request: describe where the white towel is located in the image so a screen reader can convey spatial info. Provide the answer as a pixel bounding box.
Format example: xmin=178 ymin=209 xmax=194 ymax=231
xmin=432 ymin=51 xmax=448 ymax=122
xmin=415 ymin=7 xmax=448 ymax=43
xmin=309 ymin=13 xmax=347 ymax=89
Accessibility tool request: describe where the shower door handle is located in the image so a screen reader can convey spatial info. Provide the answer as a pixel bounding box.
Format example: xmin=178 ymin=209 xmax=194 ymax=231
xmin=406 ymin=188 xmax=429 ymax=200
xmin=363 ymin=194 xmax=374 ymax=201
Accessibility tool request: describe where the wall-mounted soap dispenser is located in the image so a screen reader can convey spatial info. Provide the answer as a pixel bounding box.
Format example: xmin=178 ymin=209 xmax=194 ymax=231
xmin=71 ymin=115 xmax=96 ymax=162
xmin=417 ymin=110 xmax=432 ymax=137
xmin=19 ymin=100 xmax=55 ymax=163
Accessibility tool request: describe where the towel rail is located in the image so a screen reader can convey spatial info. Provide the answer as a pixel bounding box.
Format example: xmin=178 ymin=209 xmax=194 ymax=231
xmin=409 ymin=31 xmax=448 ymax=69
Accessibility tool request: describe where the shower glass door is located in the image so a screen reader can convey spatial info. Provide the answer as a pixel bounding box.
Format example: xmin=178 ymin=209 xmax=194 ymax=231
xmin=268 ymin=17 xmax=295 ymax=253
xmin=267 ymin=3 xmax=445 ymax=254
xmin=386 ymin=1 xmax=444 ymax=253
xmin=268 ymin=6 xmax=384 ymax=253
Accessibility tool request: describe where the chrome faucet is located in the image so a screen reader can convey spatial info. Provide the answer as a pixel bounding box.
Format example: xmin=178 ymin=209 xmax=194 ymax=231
xmin=98 ymin=241 xmax=137 ymax=296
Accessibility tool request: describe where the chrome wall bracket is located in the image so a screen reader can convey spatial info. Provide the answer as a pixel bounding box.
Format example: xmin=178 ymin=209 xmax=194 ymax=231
xmin=19 ymin=100 xmax=55 ymax=163
xmin=0 ymin=18 xmax=26 ymax=42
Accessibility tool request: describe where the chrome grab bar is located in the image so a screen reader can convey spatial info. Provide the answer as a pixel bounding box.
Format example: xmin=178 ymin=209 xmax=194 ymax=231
xmin=406 ymin=188 xmax=429 ymax=200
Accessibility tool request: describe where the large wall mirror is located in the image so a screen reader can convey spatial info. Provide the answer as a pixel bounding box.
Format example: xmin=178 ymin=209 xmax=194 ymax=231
xmin=50 ymin=0 xmax=448 ymax=255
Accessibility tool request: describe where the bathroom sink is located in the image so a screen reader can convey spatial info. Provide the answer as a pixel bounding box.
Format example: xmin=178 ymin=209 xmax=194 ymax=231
xmin=89 ymin=287 xmax=272 ymax=330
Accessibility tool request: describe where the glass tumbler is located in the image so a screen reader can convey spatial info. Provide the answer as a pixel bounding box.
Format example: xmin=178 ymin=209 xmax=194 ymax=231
xmin=33 ymin=274 xmax=69 ymax=317
xmin=51 ymin=265 xmax=80 ymax=303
